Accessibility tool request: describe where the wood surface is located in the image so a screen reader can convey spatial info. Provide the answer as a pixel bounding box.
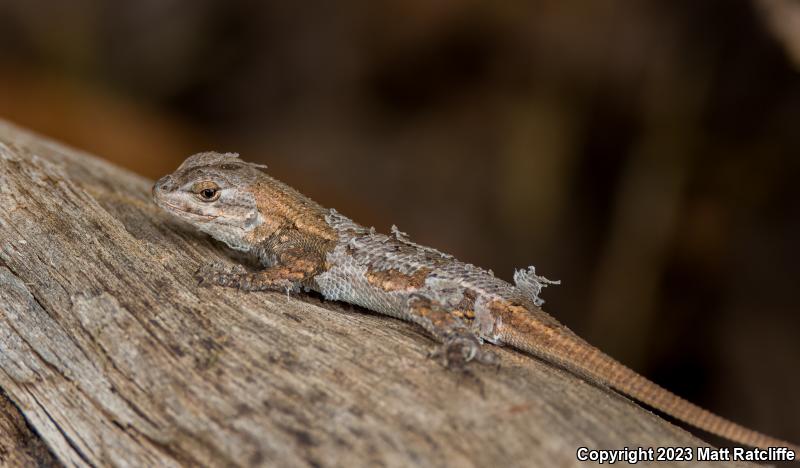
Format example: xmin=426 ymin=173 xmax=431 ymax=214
xmin=0 ymin=119 xmax=757 ymax=467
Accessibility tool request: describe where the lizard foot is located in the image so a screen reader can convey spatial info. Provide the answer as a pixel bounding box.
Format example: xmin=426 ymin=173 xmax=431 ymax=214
xmin=431 ymin=332 xmax=498 ymax=370
xmin=195 ymin=262 xmax=248 ymax=288
xmin=195 ymin=262 xmax=297 ymax=292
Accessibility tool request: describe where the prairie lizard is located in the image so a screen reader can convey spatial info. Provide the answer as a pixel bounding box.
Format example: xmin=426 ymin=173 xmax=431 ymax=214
xmin=153 ymin=151 xmax=799 ymax=453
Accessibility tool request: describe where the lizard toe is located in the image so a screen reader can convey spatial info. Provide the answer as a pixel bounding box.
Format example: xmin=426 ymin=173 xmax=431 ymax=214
xmin=434 ymin=332 xmax=487 ymax=370
xmin=194 ymin=265 xmax=216 ymax=287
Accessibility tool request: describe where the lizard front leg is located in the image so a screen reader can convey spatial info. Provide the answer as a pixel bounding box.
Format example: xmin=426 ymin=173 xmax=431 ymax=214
xmin=405 ymin=295 xmax=498 ymax=369
xmin=196 ymin=248 xmax=322 ymax=292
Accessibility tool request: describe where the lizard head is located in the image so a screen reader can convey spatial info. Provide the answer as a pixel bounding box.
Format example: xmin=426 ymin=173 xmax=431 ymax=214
xmin=152 ymin=152 xmax=266 ymax=250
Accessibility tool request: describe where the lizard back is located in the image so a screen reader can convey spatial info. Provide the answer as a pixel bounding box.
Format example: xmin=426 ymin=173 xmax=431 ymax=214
xmin=314 ymin=209 xmax=565 ymax=342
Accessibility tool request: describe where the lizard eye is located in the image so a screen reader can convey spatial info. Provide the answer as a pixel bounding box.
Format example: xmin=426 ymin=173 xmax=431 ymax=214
xmin=200 ymin=188 xmax=218 ymax=201
xmin=193 ymin=182 xmax=221 ymax=202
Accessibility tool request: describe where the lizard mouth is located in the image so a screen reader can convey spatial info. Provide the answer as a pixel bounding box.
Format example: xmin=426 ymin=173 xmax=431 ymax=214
xmin=159 ymin=200 xmax=219 ymax=221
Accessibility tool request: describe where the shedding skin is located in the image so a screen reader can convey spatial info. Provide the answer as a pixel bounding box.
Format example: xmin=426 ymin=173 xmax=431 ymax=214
xmin=153 ymin=152 xmax=799 ymax=454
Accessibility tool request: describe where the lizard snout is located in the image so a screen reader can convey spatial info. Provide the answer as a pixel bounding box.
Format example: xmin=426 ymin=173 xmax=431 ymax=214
xmin=152 ymin=175 xmax=177 ymax=198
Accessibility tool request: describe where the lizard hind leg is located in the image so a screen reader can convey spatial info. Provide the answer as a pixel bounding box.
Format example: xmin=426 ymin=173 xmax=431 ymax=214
xmin=406 ymin=295 xmax=498 ymax=370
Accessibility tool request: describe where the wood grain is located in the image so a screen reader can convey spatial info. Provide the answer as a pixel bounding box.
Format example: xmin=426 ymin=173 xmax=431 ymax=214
xmin=0 ymin=388 xmax=61 ymax=467
xmin=0 ymin=119 xmax=757 ymax=467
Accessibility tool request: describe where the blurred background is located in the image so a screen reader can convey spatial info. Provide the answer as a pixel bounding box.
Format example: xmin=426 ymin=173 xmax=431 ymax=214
xmin=0 ymin=0 xmax=798 ymax=445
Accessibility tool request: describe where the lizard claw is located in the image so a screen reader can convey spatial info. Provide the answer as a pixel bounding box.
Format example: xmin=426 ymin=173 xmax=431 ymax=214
xmin=432 ymin=332 xmax=498 ymax=370
xmin=195 ymin=262 xmax=220 ymax=287
xmin=195 ymin=262 xmax=247 ymax=288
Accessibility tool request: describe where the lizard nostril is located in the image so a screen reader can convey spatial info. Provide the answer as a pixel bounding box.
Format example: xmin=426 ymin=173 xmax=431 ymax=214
xmin=153 ymin=175 xmax=175 ymax=195
xmin=153 ymin=178 xmax=169 ymax=200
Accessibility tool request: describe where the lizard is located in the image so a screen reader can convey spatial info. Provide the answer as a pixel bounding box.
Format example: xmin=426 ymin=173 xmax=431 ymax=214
xmin=152 ymin=151 xmax=799 ymax=453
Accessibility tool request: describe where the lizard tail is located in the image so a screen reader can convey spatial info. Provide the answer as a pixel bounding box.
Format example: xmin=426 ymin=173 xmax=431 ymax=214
xmin=499 ymin=326 xmax=800 ymax=453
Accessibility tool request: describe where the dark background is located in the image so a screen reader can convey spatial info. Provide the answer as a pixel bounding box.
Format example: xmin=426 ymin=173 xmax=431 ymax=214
xmin=1 ymin=0 xmax=798 ymax=445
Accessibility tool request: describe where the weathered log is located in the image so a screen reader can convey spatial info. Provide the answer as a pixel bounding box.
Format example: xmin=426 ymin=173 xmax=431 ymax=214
xmin=0 ymin=119 xmax=756 ymax=467
xmin=0 ymin=389 xmax=61 ymax=467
